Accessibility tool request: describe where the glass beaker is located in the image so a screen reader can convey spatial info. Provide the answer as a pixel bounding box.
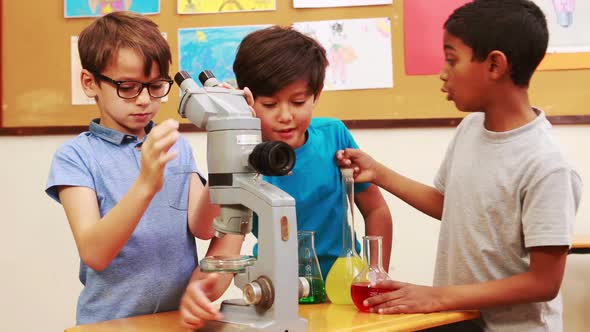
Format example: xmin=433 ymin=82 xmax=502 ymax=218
xmin=351 ymin=235 xmax=392 ymax=312
xmin=298 ymin=231 xmax=326 ymax=304
xmin=325 ymin=168 xmax=365 ymax=304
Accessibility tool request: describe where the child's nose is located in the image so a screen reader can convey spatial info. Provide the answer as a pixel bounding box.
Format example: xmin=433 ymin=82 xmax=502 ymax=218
xmin=439 ymin=70 xmax=448 ymax=82
xmin=135 ymin=87 xmax=151 ymax=104
xmin=277 ymin=106 xmax=293 ymax=122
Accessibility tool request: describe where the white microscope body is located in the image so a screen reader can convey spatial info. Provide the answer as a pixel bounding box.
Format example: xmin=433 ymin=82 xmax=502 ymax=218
xmin=175 ymin=71 xmax=307 ymax=332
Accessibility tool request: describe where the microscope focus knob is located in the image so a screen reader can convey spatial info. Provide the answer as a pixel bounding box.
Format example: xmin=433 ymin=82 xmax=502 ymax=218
xmin=243 ymin=276 xmax=274 ymax=309
xmin=243 ymin=282 xmax=261 ymax=304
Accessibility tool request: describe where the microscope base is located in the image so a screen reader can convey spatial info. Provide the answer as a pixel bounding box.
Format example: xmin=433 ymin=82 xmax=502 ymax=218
xmin=200 ymin=299 xmax=308 ymax=332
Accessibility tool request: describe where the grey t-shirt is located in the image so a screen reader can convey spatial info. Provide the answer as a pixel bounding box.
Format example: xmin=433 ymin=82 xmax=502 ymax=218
xmin=434 ymin=109 xmax=582 ymax=332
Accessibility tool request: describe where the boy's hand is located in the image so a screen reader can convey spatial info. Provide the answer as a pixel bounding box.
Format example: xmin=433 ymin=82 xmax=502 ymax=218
xmin=138 ymin=119 xmax=179 ymax=193
xmin=179 ymin=273 xmax=224 ymax=329
xmin=363 ymin=280 xmax=443 ymax=314
xmin=336 ymin=148 xmax=378 ymax=183
xmin=217 ymin=83 xmax=256 ymax=116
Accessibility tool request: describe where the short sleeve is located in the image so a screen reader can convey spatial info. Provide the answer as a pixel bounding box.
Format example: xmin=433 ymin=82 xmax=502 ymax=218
xmin=45 ymin=143 xmax=95 ymax=203
xmin=434 ymin=146 xmax=452 ymax=194
xmin=177 ymin=135 xmax=205 ymax=184
xmin=434 ymin=116 xmax=473 ymax=194
xmin=522 ymin=167 xmax=583 ymax=248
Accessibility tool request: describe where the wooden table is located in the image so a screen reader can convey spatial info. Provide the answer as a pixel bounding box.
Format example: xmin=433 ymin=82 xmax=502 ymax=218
xmin=570 ymin=234 xmax=590 ymax=254
xmin=65 ymin=304 xmax=480 ymax=332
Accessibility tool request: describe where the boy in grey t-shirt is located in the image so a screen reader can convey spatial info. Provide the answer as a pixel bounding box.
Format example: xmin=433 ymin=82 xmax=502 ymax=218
xmin=336 ymin=1 xmax=582 ymax=331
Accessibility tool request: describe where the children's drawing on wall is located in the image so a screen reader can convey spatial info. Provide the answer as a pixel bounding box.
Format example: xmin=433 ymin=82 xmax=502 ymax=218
xmin=178 ymin=25 xmax=269 ymax=86
xmin=293 ymin=0 xmax=392 ymax=8
xmin=404 ymin=0 xmax=589 ymax=73
xmin=65 ymin=0 xmax=160 ymax=18
xmin=293 ymin=18 xmax=393 ymax=91
xmin=178 ymin=0 xmax=275 ymax=14
xmin=326 ymin=22 xmax=357 ymax=86
xmin=534 ymin=0 xmax=590 ymax=53
xmin=88 ymin=0 xmax=132 ymax=14
xmin=552 ymin=0 xmax=575 ymax=27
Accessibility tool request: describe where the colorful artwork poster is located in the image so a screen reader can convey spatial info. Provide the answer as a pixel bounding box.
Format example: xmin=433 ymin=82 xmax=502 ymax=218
xmin=71 ymin=33 xmax=169 ymax=105
xmin=178 ymin=0 xmax=275 ymax=14
xmin=404 ymin=0 xmax=469 ymax=76
xmin=293 ymin=0 xmax=392 ymax=8
xmin=533 ymin=0 xmax=590 ymax=53
xmin=293 ymin=18 xmax=393 ymax=91
xmin=65 ymin=0 xmax=160 ymax=18
xmin=404 ymin=0 xmax=590 ymax=73
xmin=178 ymin=25 xmax=269 ymax=87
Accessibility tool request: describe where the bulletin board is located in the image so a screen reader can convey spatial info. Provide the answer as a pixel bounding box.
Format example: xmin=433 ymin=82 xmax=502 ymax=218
xmin=1 ymin=0 xmax=589 ymax=135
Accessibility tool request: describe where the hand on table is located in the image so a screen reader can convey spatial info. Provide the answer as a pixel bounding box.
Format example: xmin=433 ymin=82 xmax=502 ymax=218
xmin=364 ymin=280 xmax=444 ymax=314
xmin=179 ymin=273 xmax=224 ymax=329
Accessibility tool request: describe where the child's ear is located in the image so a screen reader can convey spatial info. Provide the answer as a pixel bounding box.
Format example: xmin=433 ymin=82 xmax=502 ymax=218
xmin=487 ymin=50 xmax=509 ymax=80
xmin=80 ymin=69 xmax=98 ymax=98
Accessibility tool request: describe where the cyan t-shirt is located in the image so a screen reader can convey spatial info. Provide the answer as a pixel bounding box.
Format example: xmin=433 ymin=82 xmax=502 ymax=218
xmin=46 ymin=120 xmax=200 ymax=324
xmin=253 ymin=118 xmax=368 ymax=280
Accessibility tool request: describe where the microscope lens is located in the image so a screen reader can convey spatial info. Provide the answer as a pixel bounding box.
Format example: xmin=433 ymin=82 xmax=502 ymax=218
xmin=249 ymin=141 xmax=295 ymax=176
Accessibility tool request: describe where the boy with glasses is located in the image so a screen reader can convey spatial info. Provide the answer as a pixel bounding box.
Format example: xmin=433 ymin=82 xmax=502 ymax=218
xmin=45 ymin=11 xmax=242 ymax=325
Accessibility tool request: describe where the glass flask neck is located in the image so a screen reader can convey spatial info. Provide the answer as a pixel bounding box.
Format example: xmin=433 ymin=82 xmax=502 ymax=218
xmin=298 ymin=230 xmax=323 ymax=280
xmin=341 ymin=168 xmax=358 ymax=255
xmin=363 ymin=235 xmax=384 ymax=271
xmin=299 ymin=231 xmax=316 ymax=252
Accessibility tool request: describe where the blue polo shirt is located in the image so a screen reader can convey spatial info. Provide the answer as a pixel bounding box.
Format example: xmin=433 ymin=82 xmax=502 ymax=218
xmin=46 ymin=119 xmax=200 ymax=324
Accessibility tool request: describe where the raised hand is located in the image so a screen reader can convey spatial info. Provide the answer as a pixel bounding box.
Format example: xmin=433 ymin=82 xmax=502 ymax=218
xmin=335 ymin=148 xmax=379 ymax=183
xmin=138 ymin=119 xmax=179 ymax=193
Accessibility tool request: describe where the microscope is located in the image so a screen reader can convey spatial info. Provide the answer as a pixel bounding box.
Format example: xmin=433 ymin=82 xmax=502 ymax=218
xmin=175 ymin=70 xmax=308 ymax=331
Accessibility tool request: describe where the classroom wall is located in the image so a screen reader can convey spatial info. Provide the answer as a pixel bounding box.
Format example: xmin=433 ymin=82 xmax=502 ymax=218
xmin=0 ymin=125 xmax=588 ymax=332
xmin=4 ymin=0 xmax=590 ymax=129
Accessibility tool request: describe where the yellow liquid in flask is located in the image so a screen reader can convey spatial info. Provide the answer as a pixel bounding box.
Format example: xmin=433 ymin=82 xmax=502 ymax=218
xmin=325 ymin=255 xmax=365 ymax=304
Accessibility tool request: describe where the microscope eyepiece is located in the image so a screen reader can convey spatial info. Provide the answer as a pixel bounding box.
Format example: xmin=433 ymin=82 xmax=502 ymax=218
xmin=199 ymin=70 xmax=221 ymax=87
xmin=174 ymin=70 xmax=192 ymax=86
xmin=249 ymin=141 xmax=296 ymax=176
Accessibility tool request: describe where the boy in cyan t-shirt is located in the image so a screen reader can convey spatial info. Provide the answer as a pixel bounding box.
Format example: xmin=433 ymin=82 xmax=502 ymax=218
xmin=234 ymin=26 xmax=393 ymax=282
xmin=178 ymin=26 xmax=393 ymax=329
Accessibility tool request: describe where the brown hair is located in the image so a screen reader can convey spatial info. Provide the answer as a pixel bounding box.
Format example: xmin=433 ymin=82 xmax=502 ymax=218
xmin=78 ymin=11 xmax=171 ymax=78
xmin=233 ymin=26 xmax=328 ymax=99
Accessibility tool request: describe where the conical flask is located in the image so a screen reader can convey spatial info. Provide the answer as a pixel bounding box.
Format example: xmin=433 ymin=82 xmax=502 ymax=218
xmin=351 ymin=235 xmax=392 ymax=312
xmin=298 ymin=231 xmax=326 ymax=304
xmin=325 ymin=168 xmax=365 ymax=304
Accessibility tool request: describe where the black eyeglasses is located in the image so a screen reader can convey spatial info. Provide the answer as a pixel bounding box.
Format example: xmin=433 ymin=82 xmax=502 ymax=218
xmin=92 ymin=72 xmax=173 ymax=99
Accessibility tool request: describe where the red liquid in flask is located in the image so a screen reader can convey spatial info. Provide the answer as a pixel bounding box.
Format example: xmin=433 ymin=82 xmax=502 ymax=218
xmin=351 ymin=282 xmax=390 ymax=312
